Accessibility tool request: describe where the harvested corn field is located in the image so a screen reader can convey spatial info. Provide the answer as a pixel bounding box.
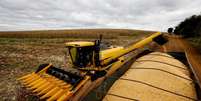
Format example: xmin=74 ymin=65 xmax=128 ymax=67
xmin=0 ymin=29 xmax=151 ymax=100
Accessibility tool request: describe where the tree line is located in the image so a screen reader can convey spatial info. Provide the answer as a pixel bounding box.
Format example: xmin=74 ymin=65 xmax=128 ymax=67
xmin=168 ymin=14 xmax=201 ymax=38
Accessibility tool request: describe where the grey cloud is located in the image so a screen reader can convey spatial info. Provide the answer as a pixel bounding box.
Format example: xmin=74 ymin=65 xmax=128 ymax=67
xmin=0 ymin=0 xmax=200 ymax=31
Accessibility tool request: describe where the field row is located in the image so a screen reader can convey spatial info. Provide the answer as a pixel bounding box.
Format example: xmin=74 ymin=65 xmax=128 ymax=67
xmin=0 ymin=29 xmax=155 ymax=38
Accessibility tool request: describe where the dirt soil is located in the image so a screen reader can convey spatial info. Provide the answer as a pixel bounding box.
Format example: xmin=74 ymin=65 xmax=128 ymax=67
xmin=0 ymin=35 xmax=145 ymax=100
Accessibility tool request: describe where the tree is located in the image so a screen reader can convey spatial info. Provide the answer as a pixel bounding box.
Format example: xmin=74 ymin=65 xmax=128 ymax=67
xmin=174 ymin=14 xmax=201 ymax=37
xmin=167 ymin=27 xmax=173 ymax=34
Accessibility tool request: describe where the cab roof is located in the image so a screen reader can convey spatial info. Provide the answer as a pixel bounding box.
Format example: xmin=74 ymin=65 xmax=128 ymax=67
xmin=65 ymin=41 xmax=95 ymax=47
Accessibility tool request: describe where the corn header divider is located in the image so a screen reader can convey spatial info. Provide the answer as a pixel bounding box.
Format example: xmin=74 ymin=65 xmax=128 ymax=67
xmin=18 ymin=32 xmax=167 ymax=101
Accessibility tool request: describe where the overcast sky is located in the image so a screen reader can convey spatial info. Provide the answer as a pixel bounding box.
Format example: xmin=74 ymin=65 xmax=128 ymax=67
xmin=0 ymin=0 xmax=200 ymax=31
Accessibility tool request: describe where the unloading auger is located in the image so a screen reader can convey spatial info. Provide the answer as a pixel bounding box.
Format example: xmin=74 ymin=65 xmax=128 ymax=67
xmin=18 ymin=32 xmax=167 ymax=101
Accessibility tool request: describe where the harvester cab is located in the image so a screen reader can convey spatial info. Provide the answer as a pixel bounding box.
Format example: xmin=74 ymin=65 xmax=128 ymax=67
xmin=65 ymin=35 xmax=103 ymax=71
xmin=66 ymin=41 xmax=95 ymax=68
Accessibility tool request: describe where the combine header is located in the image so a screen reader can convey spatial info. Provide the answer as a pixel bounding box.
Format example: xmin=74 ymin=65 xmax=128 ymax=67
xmin=18 ymin=32 xmax=167 ymax=101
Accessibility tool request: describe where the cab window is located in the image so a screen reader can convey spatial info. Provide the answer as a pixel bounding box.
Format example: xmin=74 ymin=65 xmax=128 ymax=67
xmin=69 ymin=47 xmax=93 ymax=68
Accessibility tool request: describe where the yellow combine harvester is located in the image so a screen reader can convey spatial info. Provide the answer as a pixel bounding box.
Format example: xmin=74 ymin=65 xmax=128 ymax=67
xmin=18 ymin=32 xmax=167 ymax=101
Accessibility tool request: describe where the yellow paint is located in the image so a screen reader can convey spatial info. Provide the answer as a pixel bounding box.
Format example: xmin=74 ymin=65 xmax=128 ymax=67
xmin=27 ymin=77 xmax=43 ymax=87
xmin=29 ymin=79 xmax=46 ymax=90
xmin=40 ymin=86 xmax=60 ymax=99
xmin=33 ymin=82 xmax=50 ymax=92
xmin=38 ymin=64 xmax=52 ymax=74
xmin=100 ymin=47 xmax=124 ymax=60
xmin=37 ymin=84 xmax=55 ymax=95
xmin=102 ymin=32 xmax=161 ymax=65
xmin=17 ymin=73 xmax=34 ymax=80
xmin=57 ymin=92 xmax=73 ymax=101
xmin=47 ymin=89 xmax=65 ymax=101
xmin=106 ymin=57 xmax=125 ymax=76
xmin=69 ymin=47 xmax=77 ymax=62
xmin=65 ymin=41 xmax=94 ymax=47
xmin=22 ymin=74 xmax=40 ymax=85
